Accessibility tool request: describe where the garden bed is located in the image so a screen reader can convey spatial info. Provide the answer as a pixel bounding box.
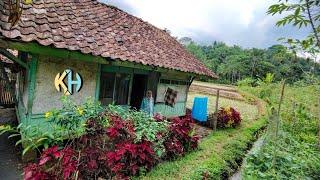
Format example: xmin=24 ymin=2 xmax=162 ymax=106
xmin=2 ymin=99 xmax=203 ymax=179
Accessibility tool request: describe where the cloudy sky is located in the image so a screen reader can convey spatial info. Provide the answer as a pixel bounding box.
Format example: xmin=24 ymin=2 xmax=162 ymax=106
xmin=100 ymin=0 xmax=311 ymax=49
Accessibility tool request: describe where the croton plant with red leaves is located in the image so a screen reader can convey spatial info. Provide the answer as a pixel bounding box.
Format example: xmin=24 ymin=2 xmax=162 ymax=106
xmin=216 ymin=107 xmax=242 ymax=128
xmin=23 ymin=108 xmax=200 ymax=179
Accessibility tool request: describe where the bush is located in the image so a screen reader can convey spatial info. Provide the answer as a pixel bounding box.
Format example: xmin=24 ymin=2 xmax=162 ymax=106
xmin=216 ymin=107 xmax=242 ymax=128
xmin=22 ymin=103 xmax=200 ymax=179
xmin=24 ymin=145 xmax=78 ymax=180
xmin=106 ymin=140 xmax=157 ymax=177
xmin=164 ymin=113 xmax=199 ymax=159
xmin=237 ymin=77 xmax=256 ymax=87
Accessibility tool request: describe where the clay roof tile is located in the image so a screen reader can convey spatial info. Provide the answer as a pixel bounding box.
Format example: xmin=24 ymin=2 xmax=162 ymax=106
xmin=0 ymin=0 xmax=217 ymax=78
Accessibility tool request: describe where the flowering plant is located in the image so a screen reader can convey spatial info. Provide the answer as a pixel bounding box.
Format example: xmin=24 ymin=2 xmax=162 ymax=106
xmin=216 ymin=107 xmax=242 ymax=128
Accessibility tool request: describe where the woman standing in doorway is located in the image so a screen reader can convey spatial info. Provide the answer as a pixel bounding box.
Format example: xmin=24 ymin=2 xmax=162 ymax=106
xmin=140 ymin=90 xmax=154 ymax=116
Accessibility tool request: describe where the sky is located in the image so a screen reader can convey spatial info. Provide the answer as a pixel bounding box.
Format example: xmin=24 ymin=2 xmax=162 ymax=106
xmin=100 ymin=0 xmax=311 ymax=49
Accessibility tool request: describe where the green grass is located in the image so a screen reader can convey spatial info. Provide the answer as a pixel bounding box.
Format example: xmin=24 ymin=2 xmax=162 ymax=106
xmin=240 ymin=84 xmax=320 ymax=179
xmin=187 ymin=92 xmax=259 ymax=121
xmin=140 ymin=117 xmax=267 ymax=179
xmin=239 ymin=84 xmax=320 ymax=115
xmin=140 ymin=89 xmax=267 ymax=179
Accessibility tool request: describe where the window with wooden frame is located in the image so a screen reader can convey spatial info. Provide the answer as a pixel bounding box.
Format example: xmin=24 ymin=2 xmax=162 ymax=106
xmin=99 ymin=72 xmax=131 ymax=106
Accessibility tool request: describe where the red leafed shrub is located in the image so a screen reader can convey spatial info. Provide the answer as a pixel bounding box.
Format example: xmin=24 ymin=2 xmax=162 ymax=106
xmin=23 ymin=146 xmax=77 ymax=180
xmin=106 ymin=140 xmax=157 ymax=177
xmin=39 ymin=145 xmax=61 ymax=166
xmin=190 ymin=135 xmax=200 ymax=150
xmin=76 ymin=119 xmax=112 ymax=179
xmin=23 ymin=106 xmax=201 ymax=179
xmin=106 ymin=114 xmax=135 ymax=142
xmin=24 ymin=163 xmax=50 ymax=180
xmin=216 ymin=107 xmax=242 ymax=128
xmin=60 ymin=147 xmax=78 ymax=180
xmin=164 ymin=113 xmax=200 ymax=159
xmin=164 ymin=136 xmax=184 ymax=157
xmin=153 ymin=113 xmax=164 ymax=122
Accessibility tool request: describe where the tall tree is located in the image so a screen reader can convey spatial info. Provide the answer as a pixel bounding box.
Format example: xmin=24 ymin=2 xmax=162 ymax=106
xmin=267 ymin=0 xmax=320 ymax=61
xmin=183 ymin=40 xmax=319 ymax=84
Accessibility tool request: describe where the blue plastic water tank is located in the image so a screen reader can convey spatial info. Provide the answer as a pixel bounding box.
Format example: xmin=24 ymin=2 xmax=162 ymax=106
xmin=191 ymin=97 xmax=208 ymax=122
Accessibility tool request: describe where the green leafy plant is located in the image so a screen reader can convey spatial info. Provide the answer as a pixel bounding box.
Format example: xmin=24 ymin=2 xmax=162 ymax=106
xmin=237 ymin=77 xmax=256 ymax=87
xmin=216 ymin=107 xmax=242 ymax=128
xmin=46 ymin=96 xmax=103 ymax=137
xmin=242 ymin=83 xmax=320 ymax=179
xmin=106 ymin=104 xmax=169 ymax=157
xmin=0 ymin=123 xmax=63 ymax=155
xmin=22 ymin=103 xmax=200 ymax=179
xmin=0 ymin=97 xmax=103 ymax=155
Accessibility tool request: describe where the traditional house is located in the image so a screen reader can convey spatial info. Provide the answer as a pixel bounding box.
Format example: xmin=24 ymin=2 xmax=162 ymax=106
xmin=0 ymin=0 xmax=216 ymax=130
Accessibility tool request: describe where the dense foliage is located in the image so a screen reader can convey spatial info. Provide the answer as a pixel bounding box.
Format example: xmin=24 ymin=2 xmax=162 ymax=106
xmin=0 ymin=97 xmax=103 ymax=155
xmin=267 ymin=0 xmax=320 ymax=56
xmin=240 ymin=84 xmax=320 ymax=179
xmin=164 ymin=114 xmax=199 ymax=159
xmin=181 ymin=39 xmax=320 ymax=84
xmin=19 ymin=100 xmax=200 ymax=179
xmin=216 ymin=107 xmax=242 ymax=128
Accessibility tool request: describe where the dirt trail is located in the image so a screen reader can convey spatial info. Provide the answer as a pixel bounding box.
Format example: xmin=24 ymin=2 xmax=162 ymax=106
xmin=0 ymin=108 xmax=23 ymax=180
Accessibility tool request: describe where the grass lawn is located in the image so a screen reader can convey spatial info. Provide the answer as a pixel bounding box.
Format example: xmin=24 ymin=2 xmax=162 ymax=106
xmin=187 ymin=92 xmax=259 ymax=121
xmin=140 ymin=89 xmax=266 ymax=179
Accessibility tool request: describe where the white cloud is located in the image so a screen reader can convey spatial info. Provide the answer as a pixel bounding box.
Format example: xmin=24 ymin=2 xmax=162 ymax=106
xmin=101 ymin=0 xmax=311 ymax=48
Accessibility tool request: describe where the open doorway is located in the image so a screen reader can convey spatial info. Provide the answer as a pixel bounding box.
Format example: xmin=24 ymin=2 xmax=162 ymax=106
xmin=130 ymin=74 xmax=148 ymax=110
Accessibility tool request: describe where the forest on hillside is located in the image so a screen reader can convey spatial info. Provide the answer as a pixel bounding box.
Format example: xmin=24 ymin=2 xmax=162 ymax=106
xmin=180 ymin=39 xmax=320 ymax=84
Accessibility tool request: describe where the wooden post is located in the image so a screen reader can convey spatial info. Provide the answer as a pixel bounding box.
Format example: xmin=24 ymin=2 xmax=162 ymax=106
xmin=291 ymin=99 xmax=297 ymax=129
xmin=275 ymin=80 xmax=286 ymax=138
xmin=213 ymin=89 xmax=220 ymax=131
xmin=272 ymin=80 xmax=286 ymax=168
xmin=215 ymin=89 xmax=220 ymax=113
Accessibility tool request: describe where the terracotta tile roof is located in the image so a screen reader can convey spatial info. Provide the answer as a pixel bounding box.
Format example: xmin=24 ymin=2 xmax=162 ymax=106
xmin=0 ymin=0 xmax=217 ymax=78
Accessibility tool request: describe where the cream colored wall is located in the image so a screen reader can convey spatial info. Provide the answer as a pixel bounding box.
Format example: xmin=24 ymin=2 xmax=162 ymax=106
xmin=156 ymin=84 xmax=188 ymax=103
xmin=32 ymin=57 xmax=97 ymax=114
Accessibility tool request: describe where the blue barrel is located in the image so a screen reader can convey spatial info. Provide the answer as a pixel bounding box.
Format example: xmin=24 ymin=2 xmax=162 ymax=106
xmin=191 ymin=97 xmax=208 ymax=122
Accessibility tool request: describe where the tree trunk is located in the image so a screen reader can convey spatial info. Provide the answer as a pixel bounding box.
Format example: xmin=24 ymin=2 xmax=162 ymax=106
xmin=306 ymin=0 xmax=320 ymax=48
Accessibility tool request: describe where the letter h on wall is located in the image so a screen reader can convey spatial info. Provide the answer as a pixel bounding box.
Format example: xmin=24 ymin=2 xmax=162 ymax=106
xmin=55 ymin=69 xmax=83 ymax=95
